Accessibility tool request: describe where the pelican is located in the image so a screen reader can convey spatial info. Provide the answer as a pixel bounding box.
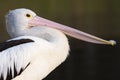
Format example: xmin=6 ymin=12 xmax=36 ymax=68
xmin=0 ymin=8 xmax=115 ymax=80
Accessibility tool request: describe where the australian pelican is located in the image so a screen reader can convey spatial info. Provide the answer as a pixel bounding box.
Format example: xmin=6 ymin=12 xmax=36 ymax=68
xmin=0 ymin=8 xmax=116 ymax=80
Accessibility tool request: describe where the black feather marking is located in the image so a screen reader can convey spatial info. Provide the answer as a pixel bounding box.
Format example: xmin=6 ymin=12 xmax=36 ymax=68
xmin=0 ymin=63 xmax=30 ymax=80
xmin=0 ymin=39 xmax=34 ymax=52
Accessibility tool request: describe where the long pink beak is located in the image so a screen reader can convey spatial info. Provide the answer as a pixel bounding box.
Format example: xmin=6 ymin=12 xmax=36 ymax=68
xmin=29 ymin=16 xmax=116 ymax=45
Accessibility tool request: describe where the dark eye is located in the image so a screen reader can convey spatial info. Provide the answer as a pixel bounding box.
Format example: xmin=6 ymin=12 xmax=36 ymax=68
xmin=26 ymin=14 xmax=32 ymax=18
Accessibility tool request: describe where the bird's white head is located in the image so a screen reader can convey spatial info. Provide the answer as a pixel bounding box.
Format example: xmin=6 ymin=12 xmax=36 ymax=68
xmin=5 ymin=8 xmax=116 ymax=45
xmin=6 ymin=8 xmax=37 ymax=37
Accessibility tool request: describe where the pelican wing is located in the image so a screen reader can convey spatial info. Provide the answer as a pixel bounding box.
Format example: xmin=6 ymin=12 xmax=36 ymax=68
xmin=0 ymin=36 xmax=49 ymax=80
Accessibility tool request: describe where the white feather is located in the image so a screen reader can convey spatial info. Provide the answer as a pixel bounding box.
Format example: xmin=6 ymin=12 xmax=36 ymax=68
xmin=0 ymin=35 xmax=69 ymax=80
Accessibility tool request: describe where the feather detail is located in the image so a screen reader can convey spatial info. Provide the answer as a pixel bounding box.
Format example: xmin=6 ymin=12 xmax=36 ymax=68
xmin=0 ymin=37 xmax=36 ymax=80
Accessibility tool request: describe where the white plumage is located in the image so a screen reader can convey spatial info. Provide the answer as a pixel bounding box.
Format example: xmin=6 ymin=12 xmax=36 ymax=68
xmin=0 ymin=8 xmax=115 ymax=80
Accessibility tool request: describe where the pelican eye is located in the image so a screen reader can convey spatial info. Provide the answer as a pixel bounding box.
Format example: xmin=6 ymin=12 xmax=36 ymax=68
xmin=26 ymin=13 xmax=32 ymax=18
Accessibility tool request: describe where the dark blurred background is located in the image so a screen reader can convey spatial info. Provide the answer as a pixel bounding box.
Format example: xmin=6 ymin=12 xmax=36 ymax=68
xmin=0 ymin=0 xmax=119 ymax=80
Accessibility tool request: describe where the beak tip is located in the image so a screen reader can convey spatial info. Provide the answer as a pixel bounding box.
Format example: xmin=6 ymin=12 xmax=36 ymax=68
xmin=109 ymin=40 xmax=116 ymax=46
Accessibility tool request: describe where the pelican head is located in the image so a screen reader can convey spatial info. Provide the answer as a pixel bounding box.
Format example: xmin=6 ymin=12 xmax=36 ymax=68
xmin=5 ymin=8 xmax=116 ymax=45
xmin=6 ymin=9 xmax=37 ymax=37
